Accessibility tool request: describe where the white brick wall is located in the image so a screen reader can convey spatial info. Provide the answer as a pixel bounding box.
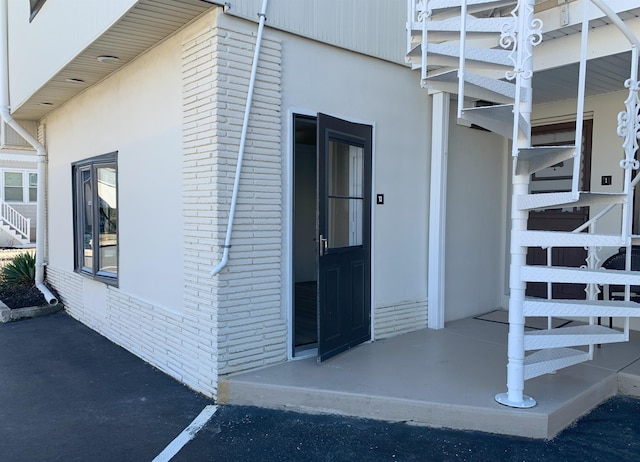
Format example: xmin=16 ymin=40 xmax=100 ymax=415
xmin=47 ymin=17 xmax=285 ymax=399
xmin=374 ymin=301 xmax=428 ymax=339
xmin=47 ymin=266 xmax=219 ymax=397
xmin=182 ymin=20 xmax=285 ymax=377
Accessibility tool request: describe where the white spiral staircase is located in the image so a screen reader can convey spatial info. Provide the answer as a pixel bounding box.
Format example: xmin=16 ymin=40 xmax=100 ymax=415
xmin=408 ymin=0 xmax=640 ymax=407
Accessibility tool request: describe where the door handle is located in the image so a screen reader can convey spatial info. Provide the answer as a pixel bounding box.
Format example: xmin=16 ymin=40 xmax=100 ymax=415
xmin=319 ymin=235 xmax=328 ymax=256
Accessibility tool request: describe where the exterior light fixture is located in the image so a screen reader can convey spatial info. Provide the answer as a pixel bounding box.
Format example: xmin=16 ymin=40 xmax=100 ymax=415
xmin=96 ymin=55 xmax=120 ymax=64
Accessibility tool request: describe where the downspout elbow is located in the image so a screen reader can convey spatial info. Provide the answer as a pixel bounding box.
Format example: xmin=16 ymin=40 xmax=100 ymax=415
xmin=35 ymin=281 xmax=58 ymax=306
xmin=211 ymin=249 xmax=229 ymax=277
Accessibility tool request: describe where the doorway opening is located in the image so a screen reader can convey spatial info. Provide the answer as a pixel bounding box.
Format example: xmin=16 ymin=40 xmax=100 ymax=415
xmin=293 ymin=115 xmax=318 ymax=354
xmin=292 ymin=113 xmax=373 ymax=360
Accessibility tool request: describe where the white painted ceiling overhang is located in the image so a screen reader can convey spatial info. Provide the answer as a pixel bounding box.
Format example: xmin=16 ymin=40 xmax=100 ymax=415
xmin=11 ymin=0 xmax=640 ymax=120
xmin=533 ymin=6 xmax=640 ymax=104
xmin=12 ymin=0 xmax=218 ymax=120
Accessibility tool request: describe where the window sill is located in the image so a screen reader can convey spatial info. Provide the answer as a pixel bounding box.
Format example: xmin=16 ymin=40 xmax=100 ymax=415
xmin=74 ymin=269 xmax=118 ymax=288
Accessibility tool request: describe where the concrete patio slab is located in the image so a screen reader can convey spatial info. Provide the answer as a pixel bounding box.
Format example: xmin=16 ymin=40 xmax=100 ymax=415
xmin=220 ymin=316 xmax=640 ymax=439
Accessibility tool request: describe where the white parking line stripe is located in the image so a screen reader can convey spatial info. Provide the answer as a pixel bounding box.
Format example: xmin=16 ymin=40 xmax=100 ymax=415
xmin=152 ymin=405 xmax=218 ymax=462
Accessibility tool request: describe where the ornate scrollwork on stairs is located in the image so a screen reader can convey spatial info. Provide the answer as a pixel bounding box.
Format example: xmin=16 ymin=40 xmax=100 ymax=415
xmin=617 ymin=77 xmax=640 ymax=170
xmin=415 ymin=0 xmax=432 ymax=21
xmin=583 ymin=242 xmax=602 ymax=300
xmin=500 ymin=1 xmax=542 ymax=81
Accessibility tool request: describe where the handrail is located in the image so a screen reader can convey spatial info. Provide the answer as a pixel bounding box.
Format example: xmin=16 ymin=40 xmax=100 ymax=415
xmin=0 ymin=199 xmax=30 ymax=240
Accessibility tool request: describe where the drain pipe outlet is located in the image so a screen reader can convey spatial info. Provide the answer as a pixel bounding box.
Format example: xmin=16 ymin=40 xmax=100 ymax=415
xmin=0 ymin=0 xmax=57 ymax=305
xmin=211 ymin=0 xmax=269 ymax=276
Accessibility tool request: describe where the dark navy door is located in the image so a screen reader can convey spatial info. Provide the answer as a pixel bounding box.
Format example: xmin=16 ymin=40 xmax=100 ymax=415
xmin=317 ymin=114 xmax=372 ymax=362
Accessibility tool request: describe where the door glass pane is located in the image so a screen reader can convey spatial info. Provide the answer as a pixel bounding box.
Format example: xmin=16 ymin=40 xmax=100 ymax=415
xmin=81 ymin=169 xmax=93 ymax=271
xmin=328 ymin=198 xmax=363 ymax=247
xmin=327 ymin=140 xmax=364 ymax=248
xmin=97 ymin=166 xmax=117 ymax=275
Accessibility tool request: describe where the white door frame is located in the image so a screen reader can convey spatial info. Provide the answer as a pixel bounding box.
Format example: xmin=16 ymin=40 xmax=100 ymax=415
xmin=286 ymin=108 xmax=377 ymax=359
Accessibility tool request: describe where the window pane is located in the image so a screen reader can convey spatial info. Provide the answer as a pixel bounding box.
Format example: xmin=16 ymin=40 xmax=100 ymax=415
xmin=81 ymin=169 xmax=93 ymax=271
xmin=29 ymin=173 xmax=37 ymax=202
xmin=4 ymin=172 xmax=22 ymax=187
xmin=4 ymin=187 xmax=22 ymax=201
xmin=4 ymin=172 xmax=23 ymax=201
xmin=97 ymin=166 xmax=117 ymax=275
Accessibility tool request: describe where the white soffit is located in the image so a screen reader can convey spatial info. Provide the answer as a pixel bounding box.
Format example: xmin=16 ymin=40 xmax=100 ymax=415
xmin=533 ymin=5 xmax=640 ymax=104
xmin=13 ymin=0 xmax=215 ymax=121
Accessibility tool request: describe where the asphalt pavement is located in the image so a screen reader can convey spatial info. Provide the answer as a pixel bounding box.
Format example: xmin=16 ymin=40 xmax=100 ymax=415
xmin=1 ymin=312 xmax=639 ymax=462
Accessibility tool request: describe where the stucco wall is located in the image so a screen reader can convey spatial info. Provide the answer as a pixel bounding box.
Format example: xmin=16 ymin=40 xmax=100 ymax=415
xmin=445 ymin=111 xmax=509 ymax=322
xmin=38 ymin=5 xmax=437 ymax=395
xmin=43 ymin=11 xmax=217 ymax=397
xmin=273 ymin=24 xmax=431 ymax=339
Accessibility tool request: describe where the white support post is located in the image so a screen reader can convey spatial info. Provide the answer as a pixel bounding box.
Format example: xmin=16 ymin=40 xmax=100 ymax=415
xmin=495 ymin=0 xmax=537 ymax=409
xmin=428 ymin=92 xmax=450 ymax=329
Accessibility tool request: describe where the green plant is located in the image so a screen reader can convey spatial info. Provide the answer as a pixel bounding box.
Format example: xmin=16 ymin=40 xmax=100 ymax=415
xmin=1 ymin=252 xmax=36 ymax=286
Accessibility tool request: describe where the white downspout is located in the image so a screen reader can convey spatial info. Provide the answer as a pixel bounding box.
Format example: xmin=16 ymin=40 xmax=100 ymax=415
xmin=0 ymin=0 xmax=57 ymax=305
xmin=211 ymin=0 xmax=269 ymax=276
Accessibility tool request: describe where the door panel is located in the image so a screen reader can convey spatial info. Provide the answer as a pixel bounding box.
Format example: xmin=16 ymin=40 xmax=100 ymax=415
xmin=526 ymin=209 xmax=589 ymax=299
xmin=317 ymin=114 xmax=372 ymax=362
xmin=526 ymin=121 xmax=592 ymax=300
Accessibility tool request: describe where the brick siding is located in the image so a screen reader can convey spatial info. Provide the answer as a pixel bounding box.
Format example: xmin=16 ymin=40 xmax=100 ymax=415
xmin=183 ymin=19 xmax=285 ymax=378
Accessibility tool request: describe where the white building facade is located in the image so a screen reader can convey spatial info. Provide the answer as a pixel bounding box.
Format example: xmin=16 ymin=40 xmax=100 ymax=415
xmin=8 ymin=0 xmax=635 ymax=401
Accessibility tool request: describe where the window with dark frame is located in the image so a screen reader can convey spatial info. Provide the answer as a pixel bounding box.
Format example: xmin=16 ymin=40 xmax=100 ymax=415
xmin=72 ymin=152 xmax=118 ymax=284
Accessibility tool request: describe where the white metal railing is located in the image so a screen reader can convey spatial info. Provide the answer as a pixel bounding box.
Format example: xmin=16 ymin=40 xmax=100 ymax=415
xmin=0 ymin=199 xmax=30 ymax=241
xmin=587 ymin=1 xmax=640 ymax=307
xmin=538 ymin=0 xmax=640 ymax=346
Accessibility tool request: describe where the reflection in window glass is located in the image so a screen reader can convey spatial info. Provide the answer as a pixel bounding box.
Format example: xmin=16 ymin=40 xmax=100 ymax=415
xmin=97 ymin=167 xmax=117 ymax=275
xmin=327 ymin=140 xmax=364 ymax=248
xmin=81 ymin=169 xmax=93 ymax=271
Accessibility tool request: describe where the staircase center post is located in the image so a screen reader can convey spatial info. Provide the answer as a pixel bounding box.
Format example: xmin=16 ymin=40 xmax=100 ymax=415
xmin=495 ymin=0 xmax=537 ymax=409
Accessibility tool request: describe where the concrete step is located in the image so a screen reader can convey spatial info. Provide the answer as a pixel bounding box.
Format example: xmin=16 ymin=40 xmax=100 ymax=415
xmin=520 ymin=265 xmax=640 ymax=286
xmin=460 ymin=104 xmax=528 ymax=139
xmin=514 ymin=230 xmax=626 ymax=249
xmin=524 ymin=348 xmax=590 ymax=380
xmin=410 ymin=16 xmax=515 ymax=36
xmin=516 ymin=145 xmax=576 ymax=176
xmin=424 ymin=69 xmax=523 ymax=104
xmin=523 ymin=298 xmax=640 ymax=318
xmin=407 ymin=42 xmax=512 ymax=72
xmin=524 ymin=325 xmax=625 ymax=350
xmin=516 ymin=191 xmax=626 ymax=211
